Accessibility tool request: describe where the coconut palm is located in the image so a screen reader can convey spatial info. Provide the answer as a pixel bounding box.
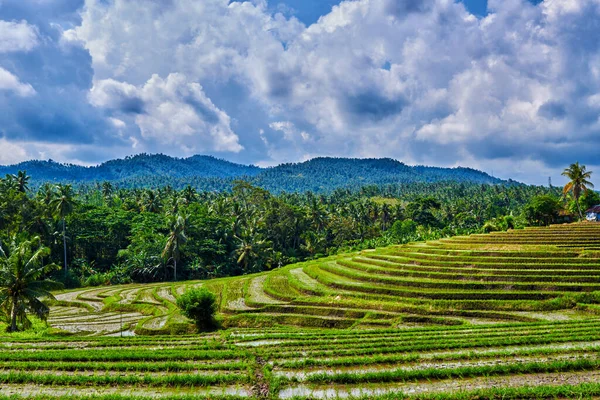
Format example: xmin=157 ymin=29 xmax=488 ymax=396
xmin=140 ymin=190 xmax=162 ymax=213
xmin=101 ymin=182 xmax=114 ymax=203
xmin=11 ymin=171 xmax=30 ymax=193
xmin=36 ymin=184 xmax=55 ymax=218
xmin=0 ymin=237 xmax=61 ymax=332
xmin=562 ymin=162 xmax=594 ymax=220
xmin=162 ymin=215 xmax=187 ymax=281
xmin=182 ymin=185 xmax=197 ymax=205
xmin=50 ymin=185 xmax=76 ymax=275
xmin=234 ymin=224 xmax=271 ymax=273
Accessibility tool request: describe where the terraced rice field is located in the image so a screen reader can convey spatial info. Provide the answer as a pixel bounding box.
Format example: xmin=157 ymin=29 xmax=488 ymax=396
xmin=49 ymin=223 xmax=600 ymax=334
xmin=6 ymin=321 xmax=600 ymax=398
xmin=4 ymin=222 xmax=596 ymax=398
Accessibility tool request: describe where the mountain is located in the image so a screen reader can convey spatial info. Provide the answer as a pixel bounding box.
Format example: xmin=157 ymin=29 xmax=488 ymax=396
xmin=0 ymin=154 xmax=503 ymax=193
xmin=0 ymin=154 xmax=260 ymax=182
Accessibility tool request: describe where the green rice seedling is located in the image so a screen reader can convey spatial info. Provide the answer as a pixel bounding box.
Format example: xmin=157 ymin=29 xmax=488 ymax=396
xmin=295 ymin=357 xmax=600 ymax=385
xmin=0 ymin=370 xmax=248 ymax=387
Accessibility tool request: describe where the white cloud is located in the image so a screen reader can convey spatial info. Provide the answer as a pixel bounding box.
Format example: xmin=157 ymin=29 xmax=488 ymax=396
xmin=90 ymin=73 xmax=243 ymax=153
xmin=0 ymin=67 xmax=36 ymax=97
xmin=58 ymin=0 xmax=600 ymax=183
xmin=0 ymin=139 xmax=29 ymax=165
xmin=0 ymin=20 xmax=39 ymax=53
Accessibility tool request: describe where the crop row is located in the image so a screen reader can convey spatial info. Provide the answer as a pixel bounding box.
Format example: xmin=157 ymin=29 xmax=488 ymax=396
xmin=246 ymin=323 xmax=600 ymax=351
xmin=0 ymin=360 xmax=248 ymax=372
xmin=369 ymin=253 xmax=600 ymax=270
xmin=266 ymin=330 xmax=600 ymax=359
xmin=0 ymin=348 xmax=247 ymax=362
xmin=336 ymin=258 xmax=600 ymax=287
xmin=349 ymin=257 xmax=600 ymax=283
xmin=275 ymin=342 xmax=600 ymax=368
xmin=305 ymin=264 xmax=577 ymax=301
xmin=358 ymin=256 xmax=600 ymax=278
xmin=230 ymin=319 xmax=600 ymax=342
xmin=0 ymin=370 xmax=247 ymax=387
xmin=278 ymin=357 xmax=600 ymax=385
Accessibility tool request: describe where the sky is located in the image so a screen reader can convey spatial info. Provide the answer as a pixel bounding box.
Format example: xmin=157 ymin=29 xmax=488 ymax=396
xmin=0 ymin=0 xmax=598 ymax=185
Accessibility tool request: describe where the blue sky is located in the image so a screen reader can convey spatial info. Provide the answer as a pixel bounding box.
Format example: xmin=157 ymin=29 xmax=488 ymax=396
xmin=0 ymin=0 xmax=599 ymax=185
xmin=286 ymin=1 xmax=487 ymax=24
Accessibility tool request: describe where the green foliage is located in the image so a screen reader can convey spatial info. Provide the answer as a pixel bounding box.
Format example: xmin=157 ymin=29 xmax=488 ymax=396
xmin=523 ymin=195 xmax=562 ymax=226
xmin=0 ymin=237 xmax=62 ymax=332
xmin=568 ymin=189 xmax=600 ymax=214
xmin=482 ymin=214 xmax=524 ymax=233
xmin=176 ymin=287 xmax=218 ymax=331
xmin=389 ymin=219 xmax=417 ymax=239
xmin=0 ymin=167 xmax=585 ymax=288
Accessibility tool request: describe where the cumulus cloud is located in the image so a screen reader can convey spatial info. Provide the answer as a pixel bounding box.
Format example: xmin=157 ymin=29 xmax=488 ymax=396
xmin=0 ymin=67 xmax=36 ymax=96
xmin=90 ymin=73 xmax=243 ymax=153
xmin=0 ymin=20 xmax=38 ymax=52
xmin=0 ymin=0 xmax=599 ymax=183
xmin=0 ymin=138 xmax=29 ymax=165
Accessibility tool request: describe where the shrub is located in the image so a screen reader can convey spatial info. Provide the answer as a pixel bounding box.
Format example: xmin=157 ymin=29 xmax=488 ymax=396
xmin=176 ymin=287 xmax=218 ymax=331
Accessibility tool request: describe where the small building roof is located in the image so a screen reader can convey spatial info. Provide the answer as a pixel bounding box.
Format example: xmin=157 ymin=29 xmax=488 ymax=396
xmin=586 ymin=205 xmax=600 ymax=213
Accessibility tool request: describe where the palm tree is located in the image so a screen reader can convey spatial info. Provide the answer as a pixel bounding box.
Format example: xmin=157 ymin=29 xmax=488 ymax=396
xmin=234 ymin=225 xmax=271 ymax=273
xmin=162 ymin=215 xmax=187 ymax=281
xmin=37 ymin=183 xmax=55 ymax=218
xmin=11 ymin=171 xmax=30 ymax=193
xmin=141 ymin=190 xmax=162 ymax=213
xmin=182 ymin=185 xmax=197 ymax=205
xmin=307 ymin=197 xmax=327 ymax=233
xmin=50 ymin=185 xmax=76 ymax=275
xmin=101 ymin=182 xmax=114 ymax=204
xmin=562 ymin=162 xmax=594 ymax=220
xmin=0 ymin=237 xmax=61 ymax=332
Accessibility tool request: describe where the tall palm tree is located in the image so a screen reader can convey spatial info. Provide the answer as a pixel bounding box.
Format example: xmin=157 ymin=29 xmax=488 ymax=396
xmin=0 ymin=237 xmax=61 ymax=332
xmin=50 ymin=185 xmax=76 ymax=275
xmin=562 ymin=162 xmax=594 ymax=220
xmin=307 ymin=197 xmax=327 ymax=233
xmin=101 ymin=182 xmax=114 ymax=203
xmin=162 ymin=215 xmax=187 ymax=281
xmin=37 ymin=184 xmax=55 ymax=218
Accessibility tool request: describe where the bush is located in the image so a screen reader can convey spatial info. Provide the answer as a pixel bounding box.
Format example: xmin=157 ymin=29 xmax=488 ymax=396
xmin=176 ymin=287 xmax=218 ymax=331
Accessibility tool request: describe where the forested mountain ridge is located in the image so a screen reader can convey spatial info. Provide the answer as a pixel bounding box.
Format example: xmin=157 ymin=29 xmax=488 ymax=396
xmin=0 ymin=154 xmax=260 ymax=182
xmin=0 ymin=154 xmax=503 ymax=193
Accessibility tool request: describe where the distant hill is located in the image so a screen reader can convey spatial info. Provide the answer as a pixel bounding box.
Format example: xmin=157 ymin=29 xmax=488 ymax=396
xmin=0 ymin=154 xmax=503 ymax=193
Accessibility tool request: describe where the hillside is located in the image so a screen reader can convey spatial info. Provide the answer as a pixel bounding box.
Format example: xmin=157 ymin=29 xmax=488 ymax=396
xmin=49 ymin=223 xmax=600 ymax=335
xmin=19 ymin=222 xmax=600 ymax=399
xmin=0 ymin=154 xmax=502 ymax=193
xmin=0 ymin=154 xmax=260 ymax=182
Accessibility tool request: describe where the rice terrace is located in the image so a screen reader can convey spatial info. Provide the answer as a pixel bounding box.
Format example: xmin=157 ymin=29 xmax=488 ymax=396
xmin=3 ymin=0 xmax=600 ymax=398
xmin=1 ymin=222 xmax=600 ymax=399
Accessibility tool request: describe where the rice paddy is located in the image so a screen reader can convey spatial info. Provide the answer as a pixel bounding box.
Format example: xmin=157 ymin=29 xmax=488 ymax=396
xmin=4 ymin=222 xmax=600 ymax=398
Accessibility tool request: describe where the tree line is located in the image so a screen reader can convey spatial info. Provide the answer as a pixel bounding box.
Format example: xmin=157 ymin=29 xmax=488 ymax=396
xmin=0 ymin=168 xmax=594 ymax=290
xmin=0 ymin=162 xmax=596 ymax=331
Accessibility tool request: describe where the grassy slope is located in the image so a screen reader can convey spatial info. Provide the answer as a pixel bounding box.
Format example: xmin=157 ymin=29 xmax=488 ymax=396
xmin=46 ymin=222 xmax=600 ymax=335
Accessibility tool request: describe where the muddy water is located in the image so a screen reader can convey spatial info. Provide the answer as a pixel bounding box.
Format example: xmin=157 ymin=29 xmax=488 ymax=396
xmin=274 ymin=352 xmax=599 ymax=380
xmin=274 ymin=340 xmax=600 ymax=366
xmin=278 ymin=370 xmax=600 ymax=399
